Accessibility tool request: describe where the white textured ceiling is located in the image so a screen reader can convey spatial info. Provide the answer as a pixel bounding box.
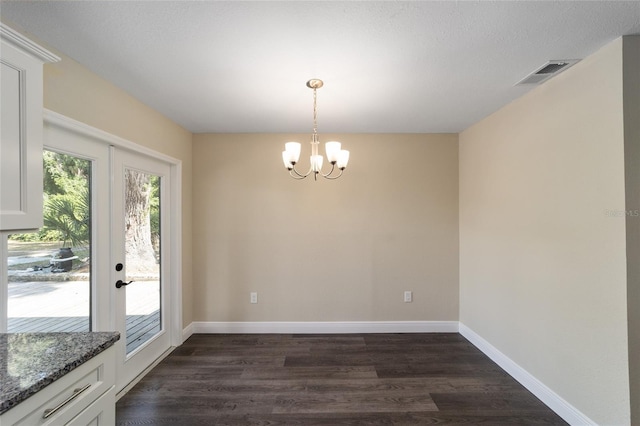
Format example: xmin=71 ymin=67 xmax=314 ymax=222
xmin=1 ymin=1 xmax=639 ymax=133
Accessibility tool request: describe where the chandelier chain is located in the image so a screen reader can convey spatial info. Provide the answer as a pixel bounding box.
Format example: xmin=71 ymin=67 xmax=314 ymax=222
xmin=312 ymin=87 xmax=318 ymax=138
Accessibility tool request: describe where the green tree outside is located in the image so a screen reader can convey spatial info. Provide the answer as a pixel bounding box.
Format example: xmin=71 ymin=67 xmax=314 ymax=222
xmin=10 ymin=151 xmax=90 ymax=247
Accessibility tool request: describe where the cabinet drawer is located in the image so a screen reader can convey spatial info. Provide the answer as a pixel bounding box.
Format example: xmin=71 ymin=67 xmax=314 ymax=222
xmin=1 ymin=349 xmax=114 ymax=426
xmin=67 ymin=386 xmax=115 ymax=426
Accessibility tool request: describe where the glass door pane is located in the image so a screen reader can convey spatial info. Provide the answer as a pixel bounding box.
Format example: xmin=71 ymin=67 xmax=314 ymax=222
xmin=124 ymin=169 xmax=161 ymax=354
xmin=7 ymin=150 xmax=91 ymax=332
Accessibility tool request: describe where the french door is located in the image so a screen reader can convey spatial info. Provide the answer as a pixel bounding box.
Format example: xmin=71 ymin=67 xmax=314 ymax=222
xmin=37 ymin=114 xmax=180 ymax=395
xmin=112 ymin=148 xmax=172 ymax=392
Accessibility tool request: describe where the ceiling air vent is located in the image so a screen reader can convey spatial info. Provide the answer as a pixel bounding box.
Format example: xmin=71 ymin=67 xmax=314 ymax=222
xmin=516 ymin=60 xmax=579 ymax=85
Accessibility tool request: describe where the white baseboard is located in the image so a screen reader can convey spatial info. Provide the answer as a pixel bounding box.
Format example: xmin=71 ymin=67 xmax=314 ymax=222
xmin=190 ymin=320 xmax=459 ymax=334
xmin=459 ymin=323 xmax=595 ymax=426
xmin=182 ymin=322 xmax=194 ymax=341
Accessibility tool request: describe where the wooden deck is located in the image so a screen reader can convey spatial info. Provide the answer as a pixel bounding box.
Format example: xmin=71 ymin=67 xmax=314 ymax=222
xmin=8 ymin=316 xmax=90 ymax=333
xmin=125 ymin=311 xmax=161 ymax=353
xmin=8 ymin=279 xmax=161 ymax=353
xmin=7 ymin=311 xmax=160 ymax=353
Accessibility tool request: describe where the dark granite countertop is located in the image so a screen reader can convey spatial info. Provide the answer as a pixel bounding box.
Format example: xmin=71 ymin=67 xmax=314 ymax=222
xmin=0 ymin=332 xmax=120 ymax=415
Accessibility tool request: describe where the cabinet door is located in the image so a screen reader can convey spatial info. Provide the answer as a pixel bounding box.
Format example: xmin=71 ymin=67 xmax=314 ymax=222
xmin=0 ymin=24 xmax=58 ymax=231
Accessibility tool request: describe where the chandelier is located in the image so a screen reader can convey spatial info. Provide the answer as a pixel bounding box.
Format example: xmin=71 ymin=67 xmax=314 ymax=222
xmin=282 ymin=79 xmax=350 ymax=180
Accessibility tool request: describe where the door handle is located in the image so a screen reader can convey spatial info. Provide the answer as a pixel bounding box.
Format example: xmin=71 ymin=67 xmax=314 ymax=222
xmin=43 ymin=383 xmax=91 ymax=419
xmin=115 ymin=280 xmax=133 ymax=289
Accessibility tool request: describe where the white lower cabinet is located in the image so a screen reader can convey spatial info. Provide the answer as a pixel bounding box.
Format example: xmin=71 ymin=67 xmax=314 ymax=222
xmin=0 ymin=346 xmax=116 ymax=426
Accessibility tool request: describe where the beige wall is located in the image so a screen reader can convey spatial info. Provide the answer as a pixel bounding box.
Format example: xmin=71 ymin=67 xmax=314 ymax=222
xmin=41 ymin=48 xmax=194 ymax=328
xmin=192 ymin=133 xmax=458 ymax=322
xmin=459 ymin=38 xmax=630 ymax=424
xmin=623 ymin=35 xmax=640 ymax=426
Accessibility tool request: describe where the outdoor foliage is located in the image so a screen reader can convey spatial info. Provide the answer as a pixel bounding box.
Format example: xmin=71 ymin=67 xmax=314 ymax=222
xmin=150 ymin=175 xmax=160 ymax=250
xmin=10 ymin=151 xmax=90 ymax=247
xmin=43 ymin=191 xmax=90 ymax=247
xmin=42 ymin=151 xmax=90 ymax=247
xmin=9 ymin=151 xmax=160 ymax=259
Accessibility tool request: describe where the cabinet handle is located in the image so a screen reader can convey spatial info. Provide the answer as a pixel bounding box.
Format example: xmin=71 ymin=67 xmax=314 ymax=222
xmin=42 ymin=383 xmax=91 ymax=419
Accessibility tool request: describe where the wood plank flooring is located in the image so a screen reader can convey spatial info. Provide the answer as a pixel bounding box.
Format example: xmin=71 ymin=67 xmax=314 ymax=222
xmin=116 ymin=333 xmax=568 ymax=425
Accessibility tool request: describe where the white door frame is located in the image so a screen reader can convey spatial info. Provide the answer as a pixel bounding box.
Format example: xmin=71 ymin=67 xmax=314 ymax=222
xmin=43 ymin=109 xmax=183 ymax=370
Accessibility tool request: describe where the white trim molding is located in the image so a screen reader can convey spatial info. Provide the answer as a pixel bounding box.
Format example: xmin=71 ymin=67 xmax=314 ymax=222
xmin=43 ymin=109 xmax=181 ymax=165
xmin=182 ymin=322 xmax=194 ymax=341
xmin=459 ymin=323 xmax=596 ymax=426
xmin=0 ymin=23 xmax=60 ymax=63
xmin=189 ymin=321 xmax=459 ymax=335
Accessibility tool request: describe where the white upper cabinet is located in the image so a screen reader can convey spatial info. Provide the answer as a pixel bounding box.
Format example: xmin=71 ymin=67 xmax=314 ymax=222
xmin=0 ymin=23 xmax=59 ymax=231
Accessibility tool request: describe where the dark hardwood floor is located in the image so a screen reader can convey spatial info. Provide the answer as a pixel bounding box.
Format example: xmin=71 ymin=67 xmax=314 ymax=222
xmin=116 ymin=333 xmax=568 ymax=425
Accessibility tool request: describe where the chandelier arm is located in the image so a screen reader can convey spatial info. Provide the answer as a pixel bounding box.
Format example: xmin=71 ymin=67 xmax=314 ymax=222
xmin=290 ymin=163 xmax=312 ymax=179
xmin=322 ymin=168 xmax=344 ymax=180
xmin=289 ymin=170 xmax=307 ymax=180
xmin=320 ymin=162 xmax=337 ymax=178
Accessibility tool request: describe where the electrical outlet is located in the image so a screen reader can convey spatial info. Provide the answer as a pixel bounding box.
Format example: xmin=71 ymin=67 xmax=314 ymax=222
xmin=250 ymin=292 xmax=258 ymax=304
xmin=404 ymin=291 xmax=412 ymax=303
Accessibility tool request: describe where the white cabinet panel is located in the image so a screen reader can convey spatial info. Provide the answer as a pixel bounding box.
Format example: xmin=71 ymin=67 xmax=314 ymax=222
xmin=0 ymin=62 xmax=22 ymax=213
xmin=0 ymin=24 xmax=59 ymax=231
